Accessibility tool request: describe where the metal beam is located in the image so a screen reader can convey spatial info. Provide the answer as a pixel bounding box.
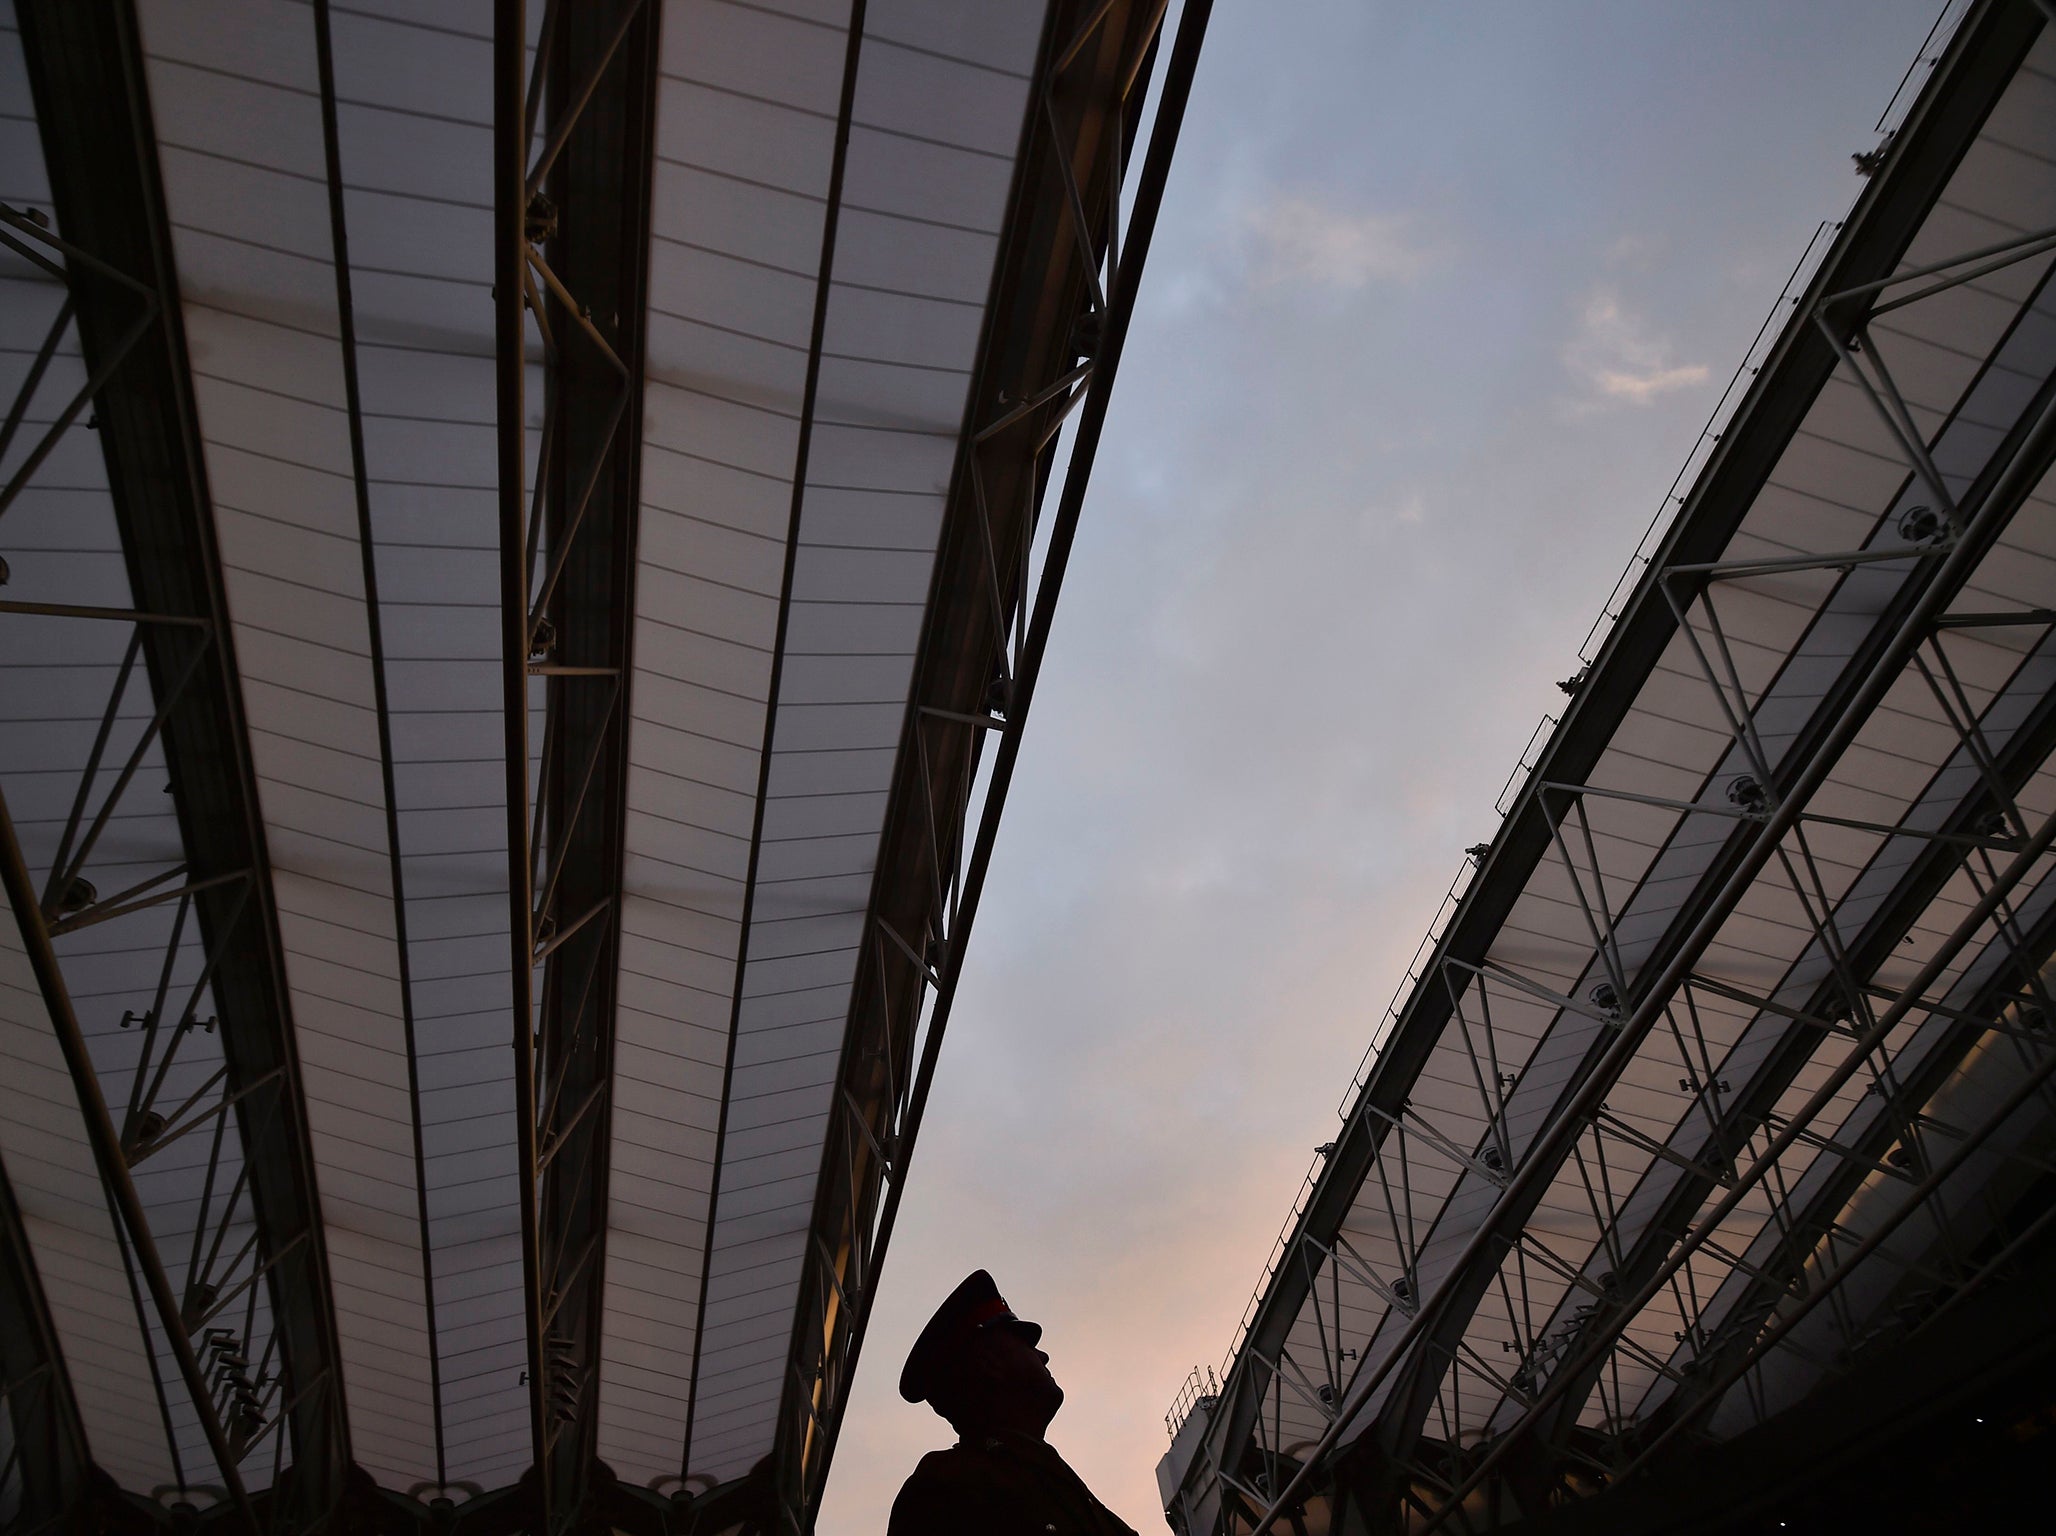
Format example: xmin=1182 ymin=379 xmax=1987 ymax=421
xmin=1652 ymin=924 xmax=2056 ymax=1426
xmin=491 ymin=2 xmax=547 ymax=1511
xmin=17 ymin=1 xmax=352 ymax=1519
xmin=1344 ymin=323 xmax=2056 ymax=1536
xmin=1376 ymin=198 xmax=2056 ymax=1532
xmin=1618 ymin=988 xmax=2056 ymax=1483
xmin=1467 ymin=630 xmax=2056 ymax=1500
xmin=1179 ymin=3 xmax=2054 ymax=1528
xmin=0 ymin=796 xmax=264 ymax=1531
xmin=494 ymin=2 xmax=658 ymax=1528
xmin=768 ymin=0 xmax=1214 ymax=1527
xmin=0 ymin=1151 xmax=87 ymax=1531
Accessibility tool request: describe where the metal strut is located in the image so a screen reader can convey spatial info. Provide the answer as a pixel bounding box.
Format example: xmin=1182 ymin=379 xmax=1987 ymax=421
xmin=1175 ymin=6 xmax=2056 ymax=1531
xmin=765 ymin=1 xmax=1215 ymax=1528
xmin=494 ymin=0 xmax=657 ymax=1528
xmin=8 ymin=8 xmax=353 ymax=1520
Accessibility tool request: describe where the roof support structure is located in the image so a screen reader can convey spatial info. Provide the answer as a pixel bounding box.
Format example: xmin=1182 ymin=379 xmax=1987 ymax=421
xmin=1283 ymin=281 xmax=2056 ymax=1536
xmin=0 ymin=787 xmax=269 ymax=1532
xmin=0 ymin=1150 xmax=86 ymax=1533
xmin=1381 ymin=244 xmax=2056 ymax=1536
xmin=1467 ymin=630 xmax=2056 ymax=1504
xmin=1400 ymin=881 xmax=2056 ymax=1527
xmin=13 ymin=0 xmax=1210 ymax=1526
xmin=764 ymin=1 xmax=1214 ymax=1529
xmin=493 ymin=2 xmax=658 ymax=1529
xmin=1191 ymin=1 xmax=2055 ymax=1504
xmin=1162 ymin=5 xmax=2056 ymax=1533
xmin=1618 ymin=925 xmax=2056 ymax=1464
xmin=11 ymin=5 xmax=353 ymax=1521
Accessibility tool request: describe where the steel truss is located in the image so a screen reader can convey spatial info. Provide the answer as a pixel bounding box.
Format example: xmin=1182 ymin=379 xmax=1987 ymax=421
xmin=758 ymin=3 xmax=1213 ymax=1532
xmin=1164 ymin=5 xmax=2056 ymax=1533
xmin=3 ymin=6 xmax=351 ymax=1528
xmin=491 ymin=1 xmax=658 ymax=1531
xmin=1347 ymin=236 xmax=2056 ymax=1536
xmin=0 ymin=1149 xmax=86 ymax=1533
xmin=1378 ymin=222 xmax=2056 ymax=1536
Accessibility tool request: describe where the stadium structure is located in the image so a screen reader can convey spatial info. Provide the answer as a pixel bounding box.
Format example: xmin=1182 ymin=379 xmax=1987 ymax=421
xmin=1158 ymin=1 xmax=2056 ymax=1532
xmin=0 ymin=0 xmax=1210 ymax=1531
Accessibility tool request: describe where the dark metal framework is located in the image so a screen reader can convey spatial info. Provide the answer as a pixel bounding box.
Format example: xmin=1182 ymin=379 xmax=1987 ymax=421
xmin=1160 ymin=2 xmax=2056 ymax=1532
xmin=3 ymin=3 xmax=351 ymax=1528
xmin=764 ymin=2 xmax=1214 ymax=1531
xmin=491 ymin=2 xmax=658 ymax=1531
xmin=0 ymin=1150 xmax=86 ymax=1533
xmin=7 ymin=0 xmax=1212 ymax=1530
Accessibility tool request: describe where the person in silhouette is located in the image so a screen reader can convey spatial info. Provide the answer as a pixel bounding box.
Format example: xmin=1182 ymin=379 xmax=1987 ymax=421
xmin=889 ymin=1270 xmax=1137 ymax=1536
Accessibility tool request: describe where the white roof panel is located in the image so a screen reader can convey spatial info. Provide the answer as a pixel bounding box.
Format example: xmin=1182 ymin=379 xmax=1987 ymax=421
xmin=8 ymin=0 xmax=1134 ymax=1511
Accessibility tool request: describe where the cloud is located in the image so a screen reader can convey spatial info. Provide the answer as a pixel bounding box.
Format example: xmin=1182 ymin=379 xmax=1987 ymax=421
xmin=1563 ymin=289 xmax=1709 ymax=407
xmin=1244 ymin=194 xmax=1440 ymax=290
xmin=1602 ymin=231 xmax=1667 ymax=270
xmin=1356 ymin=491 xmax=1426 ymax=538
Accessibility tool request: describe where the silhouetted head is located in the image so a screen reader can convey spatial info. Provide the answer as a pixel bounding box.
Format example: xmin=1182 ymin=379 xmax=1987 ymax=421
xmin=900 ymin=1270 xmax=1063 ymax=1438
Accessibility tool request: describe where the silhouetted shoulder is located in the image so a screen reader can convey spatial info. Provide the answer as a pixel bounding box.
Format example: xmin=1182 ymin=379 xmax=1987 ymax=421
xmin=887 ymin=1440 xmax=1139 ymax=1536
xmin=887 ymin=1446 xmax=989 ymax=1536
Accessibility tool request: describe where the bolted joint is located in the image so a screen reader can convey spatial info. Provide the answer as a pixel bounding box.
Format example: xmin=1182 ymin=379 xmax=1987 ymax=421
xmin=180 ymin=1280 xmax=220 ymax=1333
xmin=983 ymin=666 xmax=1011 ymax=720
xmin=525 ymin=191 xmax=559 ymax=245
xmin=1724 ymin=773 xmax=1771 ymax=818
xmin=1068 ymin=306 xmax=1102 ymax=362
xmin=49 ymin=874 xmax=97 ymax=919
xmin=127 ymin=1108 xmax=168 ymax=1157
xmin=1897 ymin=503 xmax=1948 ymax=546
xmin=1972 ymin=807 xmax=2021 ymax=843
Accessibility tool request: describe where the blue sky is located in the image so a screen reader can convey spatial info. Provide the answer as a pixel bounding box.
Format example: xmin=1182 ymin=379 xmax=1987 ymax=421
xmin=818 ymin=3 xmax=1950 ymax=1530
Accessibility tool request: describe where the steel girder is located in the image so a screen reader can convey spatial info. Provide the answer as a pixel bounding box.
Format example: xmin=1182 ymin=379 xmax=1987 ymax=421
xmin=758 ymin=2 xmax=1214 ymax=1532
xmin=1362 ymin=363 xmax=2056 ymax=1529
xmin=1465 ymin=628 xmax=2056 ymax=1508
xmin=1166 ymin=3 xmax=2056 ymax=1533
xmin=5 ymin=0 xmax=1210 ymax=1531
xmin=6 ymin=3 xmax=352 ymax=1526
xmin=1359 ymin=199 xmax=2056 ymax=1536
xmin=0 ymin=1149 xmax=87 ymax=1532
xmin=1505 ymin=1222 xmax=2056 ymax=1536
xmin=491 ymin=2 xmax=658 ymax=1531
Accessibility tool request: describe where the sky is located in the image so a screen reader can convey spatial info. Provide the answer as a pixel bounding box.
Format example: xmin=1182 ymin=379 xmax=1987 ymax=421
xmin=817 ymin=2 xmax=1952 ymax=1531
